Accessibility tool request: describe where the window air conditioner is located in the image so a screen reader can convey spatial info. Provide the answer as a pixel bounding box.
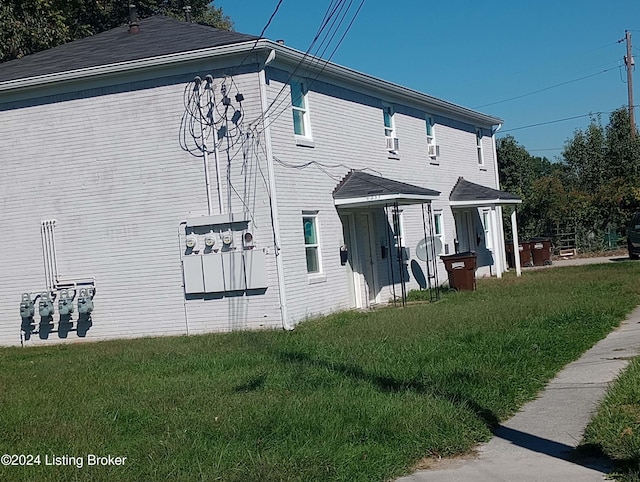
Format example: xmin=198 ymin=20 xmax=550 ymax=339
xmin=386 ymin=137 xmax=399 ymax=151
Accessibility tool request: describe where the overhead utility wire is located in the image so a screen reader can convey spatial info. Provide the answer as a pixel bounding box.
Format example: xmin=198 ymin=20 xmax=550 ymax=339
xmin=258 ymin=0 xmax=366 ymax=134
xmin=474 ymin=67 xmax=617 ymax=109
xmin=498 ymin=108 xmax=640 ymax=133
xmin=236 ymin=0 xmax=286 ymax=68
xmin=251 ymin=0 xmax=351 ymax=128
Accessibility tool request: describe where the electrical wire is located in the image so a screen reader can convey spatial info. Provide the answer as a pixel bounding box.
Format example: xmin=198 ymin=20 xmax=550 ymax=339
xmin=474 ymin=67 xmax=618 ymax=109
xmin=249 ymin=0 xmax=357 ymax=131
xmin=252 ymin=0 xmax=366 ymax=135
xmin=270 ymin=0 xmax=366 ymax=130
xmin=497 ymin=109 xmax=635 ymax=133
xmin=235 ymin=0 xmax=286 ymax=69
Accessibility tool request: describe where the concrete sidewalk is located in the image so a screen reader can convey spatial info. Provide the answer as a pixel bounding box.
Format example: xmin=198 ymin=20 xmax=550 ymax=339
xmin=397 ymin=303 xmax=640 ymax=482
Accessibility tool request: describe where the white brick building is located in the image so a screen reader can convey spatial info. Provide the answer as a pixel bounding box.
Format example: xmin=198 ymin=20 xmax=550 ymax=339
xmin=0 ymin=16 xmax=521 ymax=346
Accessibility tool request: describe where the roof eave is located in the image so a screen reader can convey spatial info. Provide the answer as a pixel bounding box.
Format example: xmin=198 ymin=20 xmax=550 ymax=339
xmin=262 ymin=41 xmax=503 ymax=127
xmin=335 ymin=193 xmax=439 ymax=208
xmin=0 ymin=38 xmax=503 ymax=126
xmin=449 ymin=199 xmax=522 ymax=207
xmin=0 ymin=39 xmax=262 ymax=93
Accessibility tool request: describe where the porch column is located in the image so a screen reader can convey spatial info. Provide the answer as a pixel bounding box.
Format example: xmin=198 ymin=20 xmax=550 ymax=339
xmin=511 ymin=208 xmax=522 ymax=276
xmin=489 ymin=206 xmax=502 ymax=278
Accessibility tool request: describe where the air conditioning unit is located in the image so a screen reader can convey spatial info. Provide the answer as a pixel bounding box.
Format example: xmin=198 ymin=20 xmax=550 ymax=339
xmin=428 ymin=144 xmax=440 ymax=157
xmin=386 ymin=137 xmax=399 ymax=151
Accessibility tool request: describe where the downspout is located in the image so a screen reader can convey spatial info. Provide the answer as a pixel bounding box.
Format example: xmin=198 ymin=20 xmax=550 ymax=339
xmin=492 ymin=123 xmax=507 ymax=274
xmin=258 ymin=52 xmax=292 ymax=330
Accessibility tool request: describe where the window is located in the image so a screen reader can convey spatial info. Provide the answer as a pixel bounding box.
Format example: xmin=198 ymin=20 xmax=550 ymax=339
xmin=383 ymin=105 xmax=398 ymax=151
xmin=291 ymin=81 xmax=311 ymax=138
xmin=426 ymin=115 xmax=437 ymax=157
xmin=433 ymin=210 xmax=444 ymax=254
xmin=482 ymin=210 xmax=492 ymax=249
xmin=302 ymin=213 xmax=321 ymax=273
xmin=392 ymin=209 xmax=404 ymax=247
xmin=476 ymin=128 xmax=484 ymax=165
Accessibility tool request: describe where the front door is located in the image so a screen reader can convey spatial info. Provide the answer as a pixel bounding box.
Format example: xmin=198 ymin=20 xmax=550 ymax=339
xmin=340 ymin=212 xmax=379 ymax=308
xmin=454 ymin=210 xmax=476 ymax=253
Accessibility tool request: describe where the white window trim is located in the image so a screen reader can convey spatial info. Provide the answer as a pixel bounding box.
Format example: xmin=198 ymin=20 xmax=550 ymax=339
xmin=383 ymin=104 xmax=398 ymax=153
xmin=392 ymin=208 xmax=405 ymax=247
xmin=302 ymin=211 xmax=323 ymax=276
xmin=291 ymin=80 xmax=312 ymax=142
xmin=426 ymin=115 xmax=437 ymax=159
xmin=433 ymin=210 xmax=445 ymax=255
xmin=482 ymin=210 xmax=492 ymax=249
xmin=476 ymin=128 xmax=485 ymax=166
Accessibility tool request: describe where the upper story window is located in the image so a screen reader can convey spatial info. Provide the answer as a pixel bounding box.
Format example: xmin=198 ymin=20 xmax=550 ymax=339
xmin=426 ymin=115 xmax=437 ymax=158
xmin=291 ymin=81 xmax=311 ymax=138
xmin=303 ymin=212 xmax=321 ymax=274
xmin=383 ymin=105 xmax=398 ymax=152
xmin=476 ymin=128 xmax=484 ymax=166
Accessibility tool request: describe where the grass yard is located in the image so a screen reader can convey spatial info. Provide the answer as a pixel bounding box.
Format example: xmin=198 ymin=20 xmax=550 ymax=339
xmin=1 ymin=262 xmax=640 ymax=481
xmin=583 ymin=356 xmax=640 ymax=481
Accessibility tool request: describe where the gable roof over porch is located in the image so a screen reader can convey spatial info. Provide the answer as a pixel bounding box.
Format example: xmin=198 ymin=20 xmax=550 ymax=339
xmin=333 ymin=170 xmax=440 ymax=208
xmin=449 ymin=177 xmax=521 ymax=207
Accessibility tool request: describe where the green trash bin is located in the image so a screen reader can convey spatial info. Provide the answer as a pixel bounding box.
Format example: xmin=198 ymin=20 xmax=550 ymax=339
xmin=441 ymin=252 xmax=477 ymax=291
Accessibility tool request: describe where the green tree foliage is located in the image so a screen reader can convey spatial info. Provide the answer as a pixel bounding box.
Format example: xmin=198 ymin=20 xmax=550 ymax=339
xmin=0 ymin=0 xmax=232 ymax=62
xmin=498 ymin=107 xmax=640 ymax=252
xmin=497 ymin=135 xmax=560 ymax=238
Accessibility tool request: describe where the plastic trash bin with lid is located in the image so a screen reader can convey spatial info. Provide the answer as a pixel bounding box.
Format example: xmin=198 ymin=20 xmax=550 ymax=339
xmin=440 ymin=252 xmax=477 ymax=291
xmin=505 ymin=240 xmax=533 ymax=268
xmin=530 ymin=237 xmax=552 ymax=266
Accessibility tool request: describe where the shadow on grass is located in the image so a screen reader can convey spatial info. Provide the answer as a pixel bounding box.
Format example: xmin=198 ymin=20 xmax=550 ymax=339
xmin=278 ymin=349 xmax=617 ymax=476
xmin=277 ymin=349 xmax=499 ymax=429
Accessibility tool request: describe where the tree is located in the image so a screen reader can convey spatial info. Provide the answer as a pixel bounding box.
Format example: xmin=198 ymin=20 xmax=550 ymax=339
xmin=0 ymin=0 xmax=232 ymax=63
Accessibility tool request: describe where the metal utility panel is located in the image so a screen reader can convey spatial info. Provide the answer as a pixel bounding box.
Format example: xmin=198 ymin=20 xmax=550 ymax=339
xmin=183 ymin=256 xmax=204 ymax=294
xmin=244 ymin=249 xmax=268 ymax=289
xmin=222 ymin=251 xmax=245 ymax=291
xmin=202 ymin=255 xmax=225 ymax=293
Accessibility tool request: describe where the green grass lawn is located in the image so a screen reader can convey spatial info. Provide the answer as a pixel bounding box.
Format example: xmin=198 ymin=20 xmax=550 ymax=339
xmin=1 ymin=262 xmax=640 ymax=481
xmin=583 ymin=356 xmax=640 ymax=481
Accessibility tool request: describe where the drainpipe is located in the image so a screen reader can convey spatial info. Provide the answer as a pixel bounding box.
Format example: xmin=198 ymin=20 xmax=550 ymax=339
xmin=258 ymin=51 xmax=292 ymax=330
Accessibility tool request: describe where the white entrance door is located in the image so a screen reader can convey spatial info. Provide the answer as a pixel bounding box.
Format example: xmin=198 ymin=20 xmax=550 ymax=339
xmin=340 ymin=212 xmax=379 ymax=308
xmin=454 ymin=210 xmax=476 ymax=252
xmin=340 ymin=213 xmax=361 ymax=309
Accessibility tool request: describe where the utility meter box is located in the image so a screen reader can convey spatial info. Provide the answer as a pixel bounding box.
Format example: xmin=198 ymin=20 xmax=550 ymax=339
xmin=39 ymin=293 xmax=55 ymax=317
xmin=20 ymin=293 xmax=35 ymax=319
xmin=58 ymin=289 xmax=74 ymax=315
xmin=222 ymin=251 xmax=245 ymax=291
xmin=244 ymin=249 xmax=268 ymax=289
xmin=77 ymin=288 xmax=94 ymax=315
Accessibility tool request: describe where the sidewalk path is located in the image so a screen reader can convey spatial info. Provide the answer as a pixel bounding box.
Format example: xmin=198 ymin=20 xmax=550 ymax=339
xmin=398 ymin=282 xmax=640 ymax=481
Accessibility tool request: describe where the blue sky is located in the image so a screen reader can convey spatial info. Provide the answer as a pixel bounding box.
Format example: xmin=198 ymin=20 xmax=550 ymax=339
xmin=216 ymin=0 xmax=638 ymax=161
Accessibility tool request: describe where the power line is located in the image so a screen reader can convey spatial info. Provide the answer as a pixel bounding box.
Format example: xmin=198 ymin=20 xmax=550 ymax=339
xmin=498 ymin=111 xmax=613 ymax=133
xmin=236 ymin=0 xmax=286 ymax=68
xmin=256 ymin=0 xmax=366 ymax=134
xmin=247 ymin=0 xmax=352 ymax=130
xmin=475 ymin=68 xmax=618 ymax=109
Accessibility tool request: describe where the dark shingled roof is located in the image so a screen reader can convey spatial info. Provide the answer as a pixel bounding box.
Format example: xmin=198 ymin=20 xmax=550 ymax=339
xmin=0 ymin=16 xmax=259 ymax=83
xmin=333 ymin=170 xmax=440 ymax=200
xmin=449 ymin=177 xmax=520 ymax=203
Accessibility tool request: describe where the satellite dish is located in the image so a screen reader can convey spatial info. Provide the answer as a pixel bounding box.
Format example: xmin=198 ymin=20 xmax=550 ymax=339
xmin=416 ymin=237 xmax=442 ymax=261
